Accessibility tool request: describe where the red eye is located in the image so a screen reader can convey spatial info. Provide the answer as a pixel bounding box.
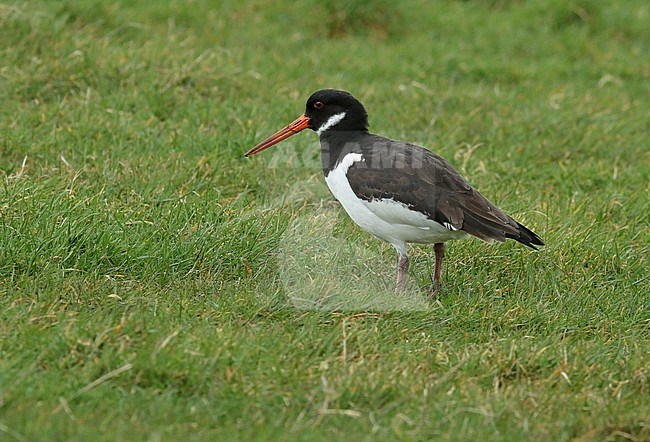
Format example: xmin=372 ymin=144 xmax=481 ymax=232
xmin=313 ymin=101 xmax=325 ymax=109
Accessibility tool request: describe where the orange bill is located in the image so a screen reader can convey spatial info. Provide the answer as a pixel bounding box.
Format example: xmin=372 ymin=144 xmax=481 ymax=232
xmin=245 ymin=114 xmax=311 ymax=157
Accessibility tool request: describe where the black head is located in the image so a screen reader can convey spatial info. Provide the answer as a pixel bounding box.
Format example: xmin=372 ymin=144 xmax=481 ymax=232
xmin=305 ymin=89 xmax=369 ymax=135
xmin=245 ymin=89 xmax=368 ymax=157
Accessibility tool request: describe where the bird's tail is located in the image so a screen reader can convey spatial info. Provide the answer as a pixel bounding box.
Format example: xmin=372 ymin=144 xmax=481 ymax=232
xmin=507 ymin=222 xmax=544 ymax=250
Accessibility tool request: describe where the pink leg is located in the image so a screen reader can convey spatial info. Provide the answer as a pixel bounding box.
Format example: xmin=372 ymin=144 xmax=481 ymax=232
xmin=431 ymin=242 xmax=446 ymax=294
xmin=396 ymin=252 xmax=409 ymax=292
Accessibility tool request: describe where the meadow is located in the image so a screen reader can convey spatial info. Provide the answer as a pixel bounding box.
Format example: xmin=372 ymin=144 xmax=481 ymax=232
xmin=1 ymin=0 xmax=648 ymax=440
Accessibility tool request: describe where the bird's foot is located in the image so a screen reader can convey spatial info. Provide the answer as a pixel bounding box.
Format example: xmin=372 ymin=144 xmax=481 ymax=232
xmin=428 ymin=280 xmax=442 ymax=298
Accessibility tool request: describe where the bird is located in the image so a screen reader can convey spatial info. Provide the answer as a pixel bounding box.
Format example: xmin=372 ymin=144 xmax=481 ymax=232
xmin=245 ymin=89 xmax=543 ymax=293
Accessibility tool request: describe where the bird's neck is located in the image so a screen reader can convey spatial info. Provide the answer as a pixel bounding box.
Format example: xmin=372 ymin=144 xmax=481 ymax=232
xmin=319 ymin=130 xmax=370 ymax=175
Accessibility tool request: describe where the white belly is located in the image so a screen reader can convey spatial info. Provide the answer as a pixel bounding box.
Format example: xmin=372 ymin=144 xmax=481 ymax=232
xmin=324 ymin=153 xmax=467 ymax=255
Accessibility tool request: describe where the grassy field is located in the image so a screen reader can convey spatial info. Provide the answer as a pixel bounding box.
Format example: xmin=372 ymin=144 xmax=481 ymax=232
xmin=1 ymin=0 xmax=649 ymax=440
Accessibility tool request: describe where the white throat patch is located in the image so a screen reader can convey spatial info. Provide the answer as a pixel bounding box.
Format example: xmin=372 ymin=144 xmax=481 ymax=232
xmin=316 ymin=112 xmax=347 ymax=136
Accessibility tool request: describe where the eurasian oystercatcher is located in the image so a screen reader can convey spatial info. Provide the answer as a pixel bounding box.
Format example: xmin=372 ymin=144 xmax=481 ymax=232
xmin=245 ymin=89 xmax=544 ymax=293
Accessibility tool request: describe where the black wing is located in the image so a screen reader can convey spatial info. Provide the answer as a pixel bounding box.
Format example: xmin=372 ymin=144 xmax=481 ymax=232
xmin=346 ymin=136 xmax=544 ymax=249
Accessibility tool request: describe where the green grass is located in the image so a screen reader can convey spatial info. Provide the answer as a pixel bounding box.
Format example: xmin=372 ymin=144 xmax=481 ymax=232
xmin=1 ymin=0 xmax=649 ymax=440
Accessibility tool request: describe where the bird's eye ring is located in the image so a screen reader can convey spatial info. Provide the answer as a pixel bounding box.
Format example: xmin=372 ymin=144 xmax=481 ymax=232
xmin=313 ymin=101 xmax=325 ymax=109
